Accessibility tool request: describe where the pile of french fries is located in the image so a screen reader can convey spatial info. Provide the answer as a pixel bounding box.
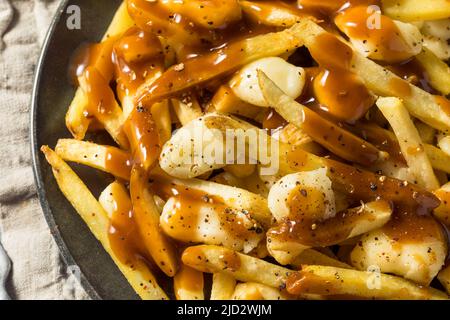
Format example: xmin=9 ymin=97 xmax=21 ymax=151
xmin=42 ymin=0 xmax=450 ymax=300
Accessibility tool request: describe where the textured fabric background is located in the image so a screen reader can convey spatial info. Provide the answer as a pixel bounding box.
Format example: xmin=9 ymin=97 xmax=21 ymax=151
xmin=0 ymin=0 xmax=88 ymax=300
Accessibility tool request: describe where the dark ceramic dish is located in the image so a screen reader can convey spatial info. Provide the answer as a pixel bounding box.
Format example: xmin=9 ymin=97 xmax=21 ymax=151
xmin=31 ymin=0 xmax=138 ymax=300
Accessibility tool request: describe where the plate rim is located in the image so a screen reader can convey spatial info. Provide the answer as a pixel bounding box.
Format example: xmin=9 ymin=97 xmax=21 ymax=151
xmin=30 ymin=0 xmax=101 ymax=300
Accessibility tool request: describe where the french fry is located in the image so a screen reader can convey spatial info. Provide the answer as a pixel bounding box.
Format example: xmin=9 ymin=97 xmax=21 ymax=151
xmin=66 ymin=2 xmax=134 ymax=140
xmin=232 ymin=282 xmax=292 ymax=300
xmin=210 ymin=171 xmax=269 ymax=198
xmin=415 ymin=48 xmax=450 ymax=95
xmin=258 ymin=70 xmax=384 ymax=166
xmin=438 ymin=265 xmax=450 ymax=295
xmin=211 ymin=273 xmax=237 ymax=300
xmin=382 ymin=0 xmax=450 ymax=22
xmin=77 ymin=68 xmax=129 ymax=149
xmin=433 ymin=182 xmax=450 ymax=227
xmin=135 ymin=23 xmax=305 ymax=105
xmin=182 ymin=245 xmax=293 ymax=290
xmin=377 ymin=97 xmax=439 ymax=190
xmin=438 ymin=136 xmax=450 ymax=156
xmin=171 ymin=94 xmax=203 ymax=126
xmin=239 ymin=1 xmax=306 ymax=27
xmin=41 ymin=146 xmax=167 ymax=300
xmin=275 ymin=124 xmax=325 ymax=156
xmin=99 ymin=182 xmax=130 ymax=219
xmin=174 ymin=264 xmax=204 ymax=300
xmin=211 ymin=85 xmax=261 ymax=119
xmin=294 ymin=18 xmax=450 ymax=133
xmin=286 ymin=265 xmax=448 ymax=300
xmin=55 ymin=139 xmax=132 ymax=180
xmin=290 ymin=249 xmax=352 ymax=270
xmin=125 ymin=108 xmax=161 ymax=171
xmin=424 ymin=144 xmax=450 ymax=174
xmin=152 ymin=174 xmax=273 ymax=229
xmin=151 ymin=100 xmax=172 ymax=146
xmin=130 ymin=166 xmax=178 ymax=277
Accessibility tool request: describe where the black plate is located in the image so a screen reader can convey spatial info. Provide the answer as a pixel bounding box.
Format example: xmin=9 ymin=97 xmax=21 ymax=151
xmin=31 ymin=0 xmax=139 ymax=300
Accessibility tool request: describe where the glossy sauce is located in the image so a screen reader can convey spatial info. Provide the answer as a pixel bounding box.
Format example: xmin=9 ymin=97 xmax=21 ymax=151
xmin=324 ymin=157 xmax=440 ymax=211
xmin=389 ymin=77 xmax=412 ymax=97
xmin=301 ymin=107 xmax=380 ymax=166
xmin=112 ymin=27 xmax=165 ymax=97
xmin=312 ymin=68 xmax=375 ymax=122
xmin=382 ymin=206 xmax=446 ymax=244
xmin=387 ymin=58 xmax=435 ymax=94
xmin=308 ymin=33 xmax=374 ymax=123
xmin=68 ymin=36 xmax=116 ymax=86
xmin=181 ymin=246 xmax=242 ymax=273
xmin=107 ymin=183 xmax=154 ymax=268
xmin=104 ymin=147 xmax=133 ymax=180
xmin=262 ymin=109 xmax=287 ymax=130
xmin=335 ymin=5 xmax=415 ymax=63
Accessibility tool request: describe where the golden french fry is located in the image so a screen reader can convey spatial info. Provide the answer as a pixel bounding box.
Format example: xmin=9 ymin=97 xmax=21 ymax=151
xmin=239 ymin=1 xmax=311 ymax=27
xmin=135 ymin=23 xmax=305 ymax=105
xmin=438 ymin=265 xmax=450 ymax=295
xmin=174 ymin=264 xmax=204 ymax=300
xmin=258 ymin=70 xmax=384 ymax=166
xmin=171 ymin=94 xmax=203 ymax=126
xmin=382 ymin=0 xmax=450 ymax=21
xmin=182 ymin=245 xmax=293 ymax=290
xmin=415 ymin=48 xmax=450 ymax=95
xmin=77 ymin=68 xmax=129 ymax=149
xmin=41 ymin=146 xmax=167 ymax=300
xmin=211 ymin=85 xmax=261 ymax=119
xmin=124 ymin=108 xmax=161 ymax=171
xmin=287 ymin=265 xmax=448 ymax=300
xmin=433 ymin=182 xmax=450 ymax=227
xmin=151 ymin=100 xmax=172 ymax=145
xmin=377 ymin=97 xmax=439 ymax=190
xmin=211 ymin=273 xmax=237 ymax=300
xmin=55 ymin=139 xmax=132 ymax=180
xmin=232 ymin=282 xmax=292 ymax=300
xmin=438 ymin=136 xmax=450 ymax=156
xmin=130 ymin=166 xmax=178 ymax=277
xmin=424 ymin=144 xmax=450 ymax=174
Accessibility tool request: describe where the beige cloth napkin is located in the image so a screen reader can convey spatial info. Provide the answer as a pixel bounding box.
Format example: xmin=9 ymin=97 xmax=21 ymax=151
xmin=0 ymin=0 xmax=88 ymax=300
